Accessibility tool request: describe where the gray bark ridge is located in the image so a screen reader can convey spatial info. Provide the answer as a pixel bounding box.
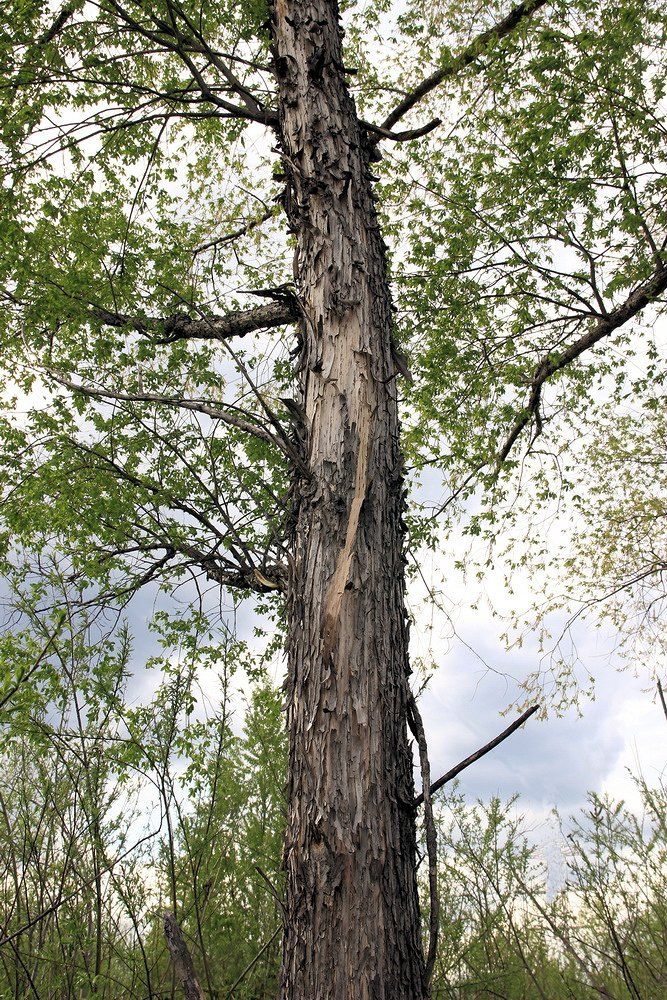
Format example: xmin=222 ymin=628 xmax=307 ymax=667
xmin=272 ymin=1 xmax=426 ymax=998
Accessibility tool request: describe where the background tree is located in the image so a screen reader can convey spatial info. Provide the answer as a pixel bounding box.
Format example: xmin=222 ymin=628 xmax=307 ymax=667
xmin=428 ymin=774 xmax=667 ymax=999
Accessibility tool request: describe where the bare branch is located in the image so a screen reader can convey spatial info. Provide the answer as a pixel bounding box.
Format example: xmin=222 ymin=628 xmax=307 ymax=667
xmin=414 ymin=704 xmax=540 ymax=807
xmin=193 ymin=208 xmax=275 ymax=255
xmin=49 ymin=373 xmax=285 ymax=452
xmin=381 ymin=0 xmax=549 ymax=132
xmin=361 ymin=117 xmax=442 ymax=142
xmin=658 ymin=679 xmax=667 ymax=724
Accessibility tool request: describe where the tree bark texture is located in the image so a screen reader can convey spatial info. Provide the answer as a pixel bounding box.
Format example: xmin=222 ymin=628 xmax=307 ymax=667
xmin=163 ymin=912 xmax=206 ymax=1000
xmin=271 ymin=2 xmax=426 ymax=997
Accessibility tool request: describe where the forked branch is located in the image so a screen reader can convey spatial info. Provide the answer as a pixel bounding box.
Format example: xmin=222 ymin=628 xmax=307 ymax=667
xmin=497 ymin=262 xmax=667 ymax=465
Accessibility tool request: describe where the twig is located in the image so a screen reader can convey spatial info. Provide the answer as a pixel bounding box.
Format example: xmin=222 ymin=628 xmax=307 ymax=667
xmin=225 ymin=926 xmax=281 ymax=999
xmin=0 ymin=825 xmax=162 ymax=948
xmin=193 ymin=209 xmax=274 ymax=255
xmin=414 ymin=704 xmax=540 ymax=807
xmin=658 ymin=679 xmax=667 ymax=723
xmin=255 ymin=865 xmax=286 ymax=913
xmin=0 ymin=611 xmax=67 ymax=713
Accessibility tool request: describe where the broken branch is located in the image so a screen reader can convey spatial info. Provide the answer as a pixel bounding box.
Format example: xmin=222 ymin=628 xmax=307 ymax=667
xmin=94 ymin=297 xmax=298 ymax=343
xmin=414 ymin=703 xmax=540 ymax=807
xmin=164 ymin=911 xmax=206 ymax=1000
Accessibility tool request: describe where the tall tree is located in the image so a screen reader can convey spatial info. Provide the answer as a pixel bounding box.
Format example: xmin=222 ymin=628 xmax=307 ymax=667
xmin=0 ymin=1 xmax=665 ymax=998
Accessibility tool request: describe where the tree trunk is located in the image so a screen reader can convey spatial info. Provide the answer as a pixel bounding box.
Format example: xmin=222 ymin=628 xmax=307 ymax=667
xmin=271 ymin=2 xmax=427 ymax=997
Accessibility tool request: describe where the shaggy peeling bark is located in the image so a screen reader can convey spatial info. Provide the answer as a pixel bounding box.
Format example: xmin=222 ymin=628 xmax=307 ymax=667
xmin=272 ymin=1 xmax=426 ymax=997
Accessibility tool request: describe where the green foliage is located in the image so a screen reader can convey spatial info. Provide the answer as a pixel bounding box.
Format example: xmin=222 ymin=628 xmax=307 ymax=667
xmin=386 ymin=0 xmax=666 ymax=486
xmin=427 ymin=778 xmax=667 ymax=998
xmin=171 ymin=683 xmax=286 ymax=998
xmin=0 ymin=0 xmax=664 ymax=697
xmin=0 ymin=595 xmax=286 ymax=999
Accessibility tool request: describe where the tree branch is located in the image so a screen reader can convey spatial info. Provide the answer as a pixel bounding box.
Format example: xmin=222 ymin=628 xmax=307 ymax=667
xmin=0 ymin=612 xmax=67 ymax=713
xmin=381 ymin=0 xmax=549 ymax=132
xmin=658 ymin=679 xmax=667 ymax=724
xmin=224 ymin=926 xmax=281 ymax=999
xmin=64 ymin=440 xmax=288 ymax=595
xmin=0 ymin=826 xmax=162 ymax=949
xmin=162 ymin=0 xmax=267 ymax=119
xmin=193 ymin=208 xmax=275 ymax=255
xmin=361 ymin=117 xmax=442 ymax=143
xmin=49 ymin=373 xmax=287 ymax=451
xmin=102 ymin=0 xmax=277 ymax=126
xmin=407 ymin=691 xmax=439 ymax=988
xmin=38 ymin=4 xmax=75 ymax=45
xmin=496 ymin=262 xmax=667 ymax=465
xmin=94 ymin=297 xmax=298 ymax=344
xmin=414 ymin=703 xmax=540 ymax=807
xmin=176 ymin=540 xmax=288 ymax=593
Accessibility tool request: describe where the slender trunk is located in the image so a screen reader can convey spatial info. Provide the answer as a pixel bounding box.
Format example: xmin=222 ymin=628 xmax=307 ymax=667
xmin=271 ymin=2 xmax=426 ymax=997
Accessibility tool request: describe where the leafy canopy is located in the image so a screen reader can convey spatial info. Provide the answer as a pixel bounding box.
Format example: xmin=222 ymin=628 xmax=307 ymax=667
xmin=0 ymin=0 xmax=665 ymax=706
